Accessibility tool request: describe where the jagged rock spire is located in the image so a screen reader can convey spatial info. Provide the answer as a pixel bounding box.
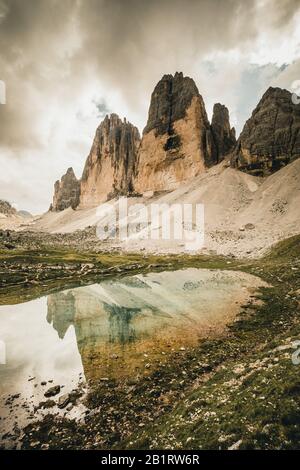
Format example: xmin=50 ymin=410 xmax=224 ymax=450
xmin=231 ymin=87 xmax=300 ymax=176
xmin=51 ymin=167 xmax=80 ymax=212
xmin=79 ymin=114 xmax=140 ymax=208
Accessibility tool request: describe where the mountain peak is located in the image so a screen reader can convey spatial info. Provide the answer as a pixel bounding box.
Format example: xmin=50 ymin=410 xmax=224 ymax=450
xmin=143 ymin=72 xmax=200 ymax=136
xmin=232 ymin=86 xmax=300 ymax=175
xmin=51 ymin=167 xmax=80 ymax=212
xmin=79 ymin=114 xmax=141 ymax=208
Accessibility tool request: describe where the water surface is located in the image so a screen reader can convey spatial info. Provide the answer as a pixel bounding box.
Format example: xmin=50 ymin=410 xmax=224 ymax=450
xmin=0 ymin=268 xmax=262 ymax=438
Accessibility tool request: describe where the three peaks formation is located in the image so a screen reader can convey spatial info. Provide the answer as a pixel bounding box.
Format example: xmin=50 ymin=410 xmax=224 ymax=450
xmin=50 ymin=72 xmax=300 ymax=212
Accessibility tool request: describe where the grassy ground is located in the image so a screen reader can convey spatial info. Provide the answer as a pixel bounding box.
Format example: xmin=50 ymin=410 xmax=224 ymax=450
xmin=120 ymin=235 xmax=300 ymax=450
xmin=0 ymin=247 xmax=232 ymax=305
xmin=1 ymin=235 xmax=300 ymax=450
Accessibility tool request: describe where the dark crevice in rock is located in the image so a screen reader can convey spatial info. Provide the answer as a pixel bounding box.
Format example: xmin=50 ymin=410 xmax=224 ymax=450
xmin=210 ymin=103 xmax=236 ymax=164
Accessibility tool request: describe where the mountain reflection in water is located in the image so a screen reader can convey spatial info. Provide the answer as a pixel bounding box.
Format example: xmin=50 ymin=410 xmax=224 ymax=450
xmin=46 ymin=269 xmax=251 ymax=382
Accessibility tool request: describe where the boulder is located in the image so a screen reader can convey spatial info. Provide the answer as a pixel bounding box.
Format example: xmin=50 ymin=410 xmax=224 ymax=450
xmin=44 ymin=385 xmax=61 ymax=398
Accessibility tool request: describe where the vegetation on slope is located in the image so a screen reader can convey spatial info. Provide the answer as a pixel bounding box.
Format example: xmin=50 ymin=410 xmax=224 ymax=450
xmin=121 ymin=235 xmax=300 ymax=450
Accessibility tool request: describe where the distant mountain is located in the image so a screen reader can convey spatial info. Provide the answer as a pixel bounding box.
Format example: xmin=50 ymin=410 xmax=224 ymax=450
xmin=0 ymin=200 xmax=17 ymax=216
xmin=50 ymin=167 xmax=80 ymax=212
xmin=0 ymin=199 xmax=33 ymax=221
xmin=17 ymin=210 xmax=33 ymax=219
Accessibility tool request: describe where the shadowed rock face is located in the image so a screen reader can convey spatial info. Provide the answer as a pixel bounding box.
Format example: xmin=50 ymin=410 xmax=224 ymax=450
xmin=211 ymin=103 xmax=236 ymax=164
xmin=79 ymin=114 xmax=140 ymax=208
xmin=51 ymin=167 xmax=80 ymax=212
xmin=144 ymin=72 xmax=201 ymax=137
xmin=231 ymin=87 xmax=300 ymax=176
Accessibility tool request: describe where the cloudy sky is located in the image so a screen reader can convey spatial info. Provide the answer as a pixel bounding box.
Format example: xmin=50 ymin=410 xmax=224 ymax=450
xmin=0 ymin=0 xmax=299 ymax=213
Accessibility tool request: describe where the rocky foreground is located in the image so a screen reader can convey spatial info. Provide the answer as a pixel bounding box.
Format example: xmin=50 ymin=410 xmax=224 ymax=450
xmin=1 ymin=235 xmax=299 ymax=450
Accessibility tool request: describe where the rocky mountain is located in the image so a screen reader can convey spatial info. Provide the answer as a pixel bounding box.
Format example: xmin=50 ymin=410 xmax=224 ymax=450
xmin=49 ymin=76 xmax=299 ymax=213
xmin=134 ymin=72 xmax=235 ymax=194
xmin=50 ymin=73 xmax=236 ymax=211
xmin=17 ymin=210 xmax=33 ymax=219
xmin=50 ymin=167 xmax=80 ymax=212
xmin=0 ymin=200 xmax=17 ymax=216
xmin=79 ymin=114 xmax=140 ymax=208
xmin=231 ymin=87 xmax=300 ymax=176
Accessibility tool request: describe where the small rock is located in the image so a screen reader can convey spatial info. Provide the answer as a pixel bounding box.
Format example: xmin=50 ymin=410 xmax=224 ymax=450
xmin=58 ymin=394 xmax=70 ymax=409
xmin=228 ymin=439 xmax=242 ymax=450
xmin=39 ymin=400 xmax=56 ymax=409
xmin=30 ymin=441 xmax=40 ymax=448
xmin=44 ymin=385 xmax=61 ymax=398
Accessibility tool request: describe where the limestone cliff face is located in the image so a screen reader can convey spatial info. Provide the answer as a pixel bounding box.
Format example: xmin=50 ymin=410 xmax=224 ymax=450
xmin=79 ymin=114 xmax=140 ymax=208
xmin=231 ymin=87 xmax=300 ymax=176
xmin=211 ymin=103 xmax=236 ymax=163
xmin=133 ymin=72 xmax=217 ymax=193
xmin=51 ymin=167 xmax=80 ymax=212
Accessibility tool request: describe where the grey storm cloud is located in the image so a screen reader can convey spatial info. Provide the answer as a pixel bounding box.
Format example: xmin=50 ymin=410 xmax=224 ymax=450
xmin=93 ymin=99 xmax=111 ymax=119
xmin=75 ymin=0 xmax=299 ymax=110
xmin=0 ymin=0 xmax=299 ymax=150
